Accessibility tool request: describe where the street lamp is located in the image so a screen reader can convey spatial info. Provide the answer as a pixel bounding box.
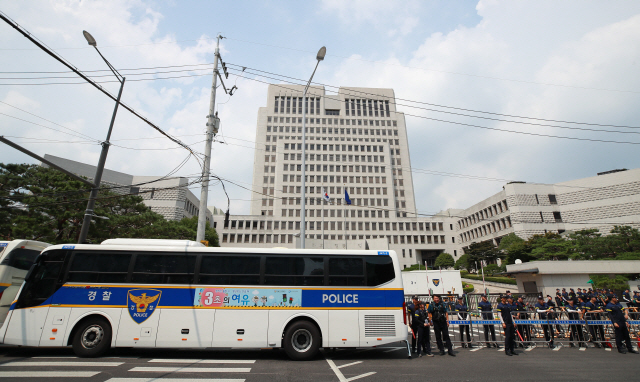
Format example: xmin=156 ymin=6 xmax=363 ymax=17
xmin=77 ymin=30 xmax=126 ymax=244
xmin=300 ymin=46 xmax=326 ymax=249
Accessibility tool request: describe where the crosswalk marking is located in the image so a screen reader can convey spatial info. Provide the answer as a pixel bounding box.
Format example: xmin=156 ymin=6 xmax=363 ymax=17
xmin=105 ymin=379 xmax=245 ymax=382
xmin=129 ymin=367 xmax=251 ymax=373
xmin=337 ymin=361 xmax=362 ymax=369
xmin=0 ymin=371 xmax=100 ymax=378
xmin=1 ymin=361 xmax=123 ymax=367
xmin=149 ymin=359 xmax=255 ymax=364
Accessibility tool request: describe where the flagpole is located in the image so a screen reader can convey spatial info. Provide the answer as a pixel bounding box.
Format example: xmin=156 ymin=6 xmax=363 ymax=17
xmin=344 ymin=185 xmax=347 ymax=249
xmin=322 ymin=186 xmax=325 ymax=249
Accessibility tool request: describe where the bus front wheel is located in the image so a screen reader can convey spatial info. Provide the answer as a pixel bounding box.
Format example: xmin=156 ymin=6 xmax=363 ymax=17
xmin=71 ymin=317 xmax=112 ymax=358
xmin=283 ymin=320 xmax=320 ymax=361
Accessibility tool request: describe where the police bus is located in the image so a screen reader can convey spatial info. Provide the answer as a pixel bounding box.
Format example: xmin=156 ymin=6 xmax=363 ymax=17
xmin=0 ymin=239 xmax=407 ymax=360
xmin=0 ymin=240 xmax=51 ymax=327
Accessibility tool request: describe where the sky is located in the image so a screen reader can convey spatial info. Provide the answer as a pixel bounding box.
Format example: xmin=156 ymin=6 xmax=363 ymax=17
xmin=1 ymin=1 xmax=640 ymax=217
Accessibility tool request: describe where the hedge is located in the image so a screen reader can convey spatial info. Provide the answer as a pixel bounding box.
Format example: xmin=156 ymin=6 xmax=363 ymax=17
xmin=463 ymin=283 xmax=475 ymax=294
xmin=460 ymin=271 xmax=517 ymax=285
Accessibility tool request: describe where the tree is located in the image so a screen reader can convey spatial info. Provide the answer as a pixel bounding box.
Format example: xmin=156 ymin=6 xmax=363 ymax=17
xmin=567 ymin=229 xmax=606 ymax=259
xmin=454 ymin=254 xmax=470 ymax=271
xmin=434 ymin=252 xmax=454 ymax=269
xmin=498 ymin=233 xmax=531 ymax=264
xmin=467 ymin=241 xmax=502 ymax=268
xmin=0 ymin=163 xmax=219 ymax=245
xmin=527 ymin=232 xmax=572 ymax=260
xmin=174 ymin=216 xmax=220 ymax=247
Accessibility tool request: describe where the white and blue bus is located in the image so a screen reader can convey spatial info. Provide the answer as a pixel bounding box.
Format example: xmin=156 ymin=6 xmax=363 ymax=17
xmin=0 ymin=239 xmax=407 ymax=360
xmin=0 ymin=240 xmax=51 ymax=327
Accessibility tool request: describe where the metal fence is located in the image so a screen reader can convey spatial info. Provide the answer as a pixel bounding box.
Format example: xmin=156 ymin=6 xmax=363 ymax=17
xmin=405 ymin=295 xmax=640 ymax=352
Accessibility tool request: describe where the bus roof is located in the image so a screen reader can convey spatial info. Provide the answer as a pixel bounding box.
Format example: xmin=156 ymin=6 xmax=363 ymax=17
xmin=0 ymin=240 xmax=51 ymax=250
xmin=45 ymin=241 xmax=395 ymax=257
xmin=101 ymin=239 xmax=205 ymax=247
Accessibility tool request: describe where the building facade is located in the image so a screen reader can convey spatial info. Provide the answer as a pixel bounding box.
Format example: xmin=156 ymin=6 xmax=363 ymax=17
xmin=456 ymin=168 xmax=640 ymax=250
xmin=211 ymin=85 xmax=460 ymax=269
xmin=42 ymin=154 xmax=212 ymax=224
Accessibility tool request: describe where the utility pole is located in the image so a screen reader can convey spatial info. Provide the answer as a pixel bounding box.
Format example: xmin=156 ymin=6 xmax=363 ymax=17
xmin=197 ymin=35 xmax=222 ymax=243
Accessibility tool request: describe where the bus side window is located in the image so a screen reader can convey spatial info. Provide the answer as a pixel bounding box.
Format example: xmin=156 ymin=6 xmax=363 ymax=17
xmin=198 ymin=255 xmax=260 ymax=285
xmin=132 ymin=253 xmax=196 ymax=284
xmin=365 ymin=256 xmax=395 ymax=286
xmin=0 ymin=248 xmax=41 ymax=271
xmin=264 ymin=257 xmax=324 ymax=286
xmin=67 ymin=252 xmax=132 ymax=283
xmin=16 ymin=250 xmax=68 ymax=309
xmin=328 ymin=257 xmax=364 ymax=286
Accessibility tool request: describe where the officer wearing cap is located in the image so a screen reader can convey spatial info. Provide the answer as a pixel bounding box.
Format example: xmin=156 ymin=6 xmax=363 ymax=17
xmin=583 ymin=295 xmax=604 ymax=348
xmin=606 ymin=295 xmax=639 ymax=354
xmin=622 ymin=289 xmax=631 ymax=307
xmin=413 ymin=302 xmax=433 ymax=357
xmin=565 ymin=298 xmax=585 ymax=348
xmin=407 ymin=296 xmax=420 ymax=354
xmin=497 ymin=294 xmax=517 ymax=356
xmin=478 ymin=294 xmax=497 ymax=348
xmin=546 ymin=295 xmax=564 ymax=335
xmin=536 ymin=296 xmax=555 ymax=349
xmin=515 ymin=296 xmax=531 ymax=345
xmin=427 ymin=295 xmax=455 ymax=356
xmin=454 ymin=296 xmax=472 ymax=348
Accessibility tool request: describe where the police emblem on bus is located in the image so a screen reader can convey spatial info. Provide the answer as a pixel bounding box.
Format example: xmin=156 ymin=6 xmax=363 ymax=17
xmin=127 ymin=289 xmax=161 ymax=324
xmin=432 ymin=279 xmax=440 ymax=287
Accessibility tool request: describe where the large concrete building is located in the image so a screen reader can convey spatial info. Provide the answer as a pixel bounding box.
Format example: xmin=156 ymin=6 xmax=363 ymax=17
xmin=456 ymin=168 xmax=640 ymax=250
xmin=211 ymin=85 xmax=461 ymax=269
xmin=42 ymin=154 xmax=213 ymax=224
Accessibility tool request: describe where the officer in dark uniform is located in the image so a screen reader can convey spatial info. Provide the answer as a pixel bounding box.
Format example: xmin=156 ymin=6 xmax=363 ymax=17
xmin=547 ymin=295 xmax=564 ymax=335
xmin=535 ymin=296 xmax=555 ymax=348
xmin=413 ymin=302 xmax=433 ymax=357
xmin=407 ymin=295 xmax=420 ymax=354
xmin=497 ymin=295 xmax=517 ymax=356
xmin=583 ymin=296 xmax=604 ymax=348
xmin=565 ymin=298 xmax=585 ymax=347
xmin=606 ymin=295 xmax=639 ymax=354
xmin=427 ymin=295 xmax=455 ymax=356
xmin=478 ymin=294 xmax=497 ymax=347
xmin=454 ymin=296 xmax=472 ymax=348
xmin=562 ymin=288 xmax=569 ymax=302
xmin=515 ymin=296 xmax=531 ymax=345
xmin=555 ymin=292 xmax=564 ymax=308
xmin=622 ymin=289 xmax=631 ymax=308
xmin=569 ymin=288 xmax=576 ymax=300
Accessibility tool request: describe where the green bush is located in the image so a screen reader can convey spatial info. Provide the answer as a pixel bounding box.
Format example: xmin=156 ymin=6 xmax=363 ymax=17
xmin=460 ymin=271 xmax=517 ymax=285
xmin=463 ymin=283 xmax=475 ymax=294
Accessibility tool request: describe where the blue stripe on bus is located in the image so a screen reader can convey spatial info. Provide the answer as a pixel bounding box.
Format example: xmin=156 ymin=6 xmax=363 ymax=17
xmin=41 ymin=285 xmax=405 ymax=309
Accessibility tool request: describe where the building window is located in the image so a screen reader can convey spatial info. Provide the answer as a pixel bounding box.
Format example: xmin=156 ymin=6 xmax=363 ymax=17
xmin=549 ymin=194 xmax=557 ymax=205
xmin=553 ymin=212 xmax=563 ymax=223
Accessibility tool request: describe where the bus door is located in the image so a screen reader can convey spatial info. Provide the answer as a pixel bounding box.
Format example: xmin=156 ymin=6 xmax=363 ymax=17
xmin=3 ymin=250 xmax=67 ymax=346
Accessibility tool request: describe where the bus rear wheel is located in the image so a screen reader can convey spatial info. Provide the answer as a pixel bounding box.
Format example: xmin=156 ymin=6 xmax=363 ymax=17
xmin=283 ymin=320 xmax=320 ymax=361
xmin=72 ymin=317 xmax=112 ymax=358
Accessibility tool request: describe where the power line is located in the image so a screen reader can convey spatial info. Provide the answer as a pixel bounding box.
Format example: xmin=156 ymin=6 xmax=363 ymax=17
xmin=227 ymin=65 xmax=640 ymax=133
xmin=230 ymin=72 xmax=640 ymax=145
xmin=0 ymin=10 xmax=202 ymax=170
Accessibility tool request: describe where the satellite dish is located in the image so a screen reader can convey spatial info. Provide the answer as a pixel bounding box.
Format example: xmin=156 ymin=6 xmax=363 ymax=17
xmin=515 ymin=259 xmax=523 ymax=264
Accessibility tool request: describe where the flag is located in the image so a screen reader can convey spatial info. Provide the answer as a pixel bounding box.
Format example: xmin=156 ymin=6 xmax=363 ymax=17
xmin=322 ymin=187 xmax=330 ymax=202
xmin=344 ymin=188 xmax=352 ymax=205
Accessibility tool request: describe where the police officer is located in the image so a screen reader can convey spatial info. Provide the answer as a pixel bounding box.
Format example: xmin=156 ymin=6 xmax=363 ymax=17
xmin=546 ymin=295 xmax=564 ymax=335
xmin=622 ymin=289 xmax=631 ymax=307
xmin=562 ymin=288 xmax=569 ymax=303
xmin=478 ymin=294 xmax=497 ymax=347
xmin=407 ymin=295 xmax=420 ymax=354
xmin=565 ymin=298 xmax=585 ymax=347
xmin=606 ymin=295 xmax=639 ymax=354
xmin=413 ymin=302 xmax=433 ymax=357
xmin=497 ymin=295 xmax=517 ymax=356
xmin=428 ymin=295 xmax=455 ymax=356
xmin=454 ymin=296 xmax=472 ymax=348
xmin=535 ymin=296 xmax=555 ymax=349
xmin=515 ymin=296 xmax=531 ymax=345
xmin=583 ymin=296 xmax=605 ymax=348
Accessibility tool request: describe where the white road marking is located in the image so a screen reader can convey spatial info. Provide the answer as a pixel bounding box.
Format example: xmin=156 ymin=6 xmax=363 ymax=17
xmin=129 ymin=367 xmax=251 ymax=373
xmin=326 ymin=358 xmax=376 ymax=382
xmin=149 ymin=359 xmax=255 ymax=364
xmin=1 ymin=361 xmax=123 ymax=367
xmin=0 ymin=371 xmax=100 ymax=377
xmin=347 ymin=372 xmax=376 ymax=382
xmin=337 ymin=361 xmax=362 ymax=369
xmin=524 ymin=346 xmax=535 ymax=352
xmin=32 ymin=356 xmax=78 ymax=359
xmin=382 ymin=347 xmax=404 ymax=353
xmin=470 ymin=347 xmax=483 ymax=352
xmin=106 ymin=379 xmax=244 ymax=382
